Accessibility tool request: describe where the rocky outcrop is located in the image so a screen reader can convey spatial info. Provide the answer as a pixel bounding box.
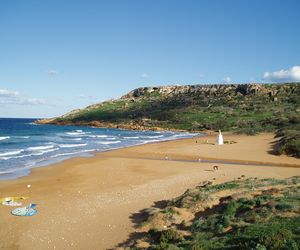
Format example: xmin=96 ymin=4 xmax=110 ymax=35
xmin=121 ymin=83 xmax=297 ymax=100
xmin=36 ymin=82 xmax=300 ymax=132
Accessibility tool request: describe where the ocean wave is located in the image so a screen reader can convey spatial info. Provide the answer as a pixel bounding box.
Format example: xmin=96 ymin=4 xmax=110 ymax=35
xmin=143 ymin=135 xmax=164 ymax=138
xmin=66 ymin=132 xmax=84 ymax=135
xmin=29 ymin=122 xmax=40 ymax=126
xmin=88 ymin=135 xmax=108 ymax=138
xmin=0 ymin=136 xmax=10 ymax=141
xmin=70 ymin=138 xmax=83 ymax=141
xmin=66 ymin=130 xmax=91 ymax=136
xmin=123 ymin=136 xmax=140 ymax=139
xmin=59 ymin=143 xmax=87 ymax=148
xmin=0 ymin=167 xmax=24 ymax=175
xmin=0 ymin=148 xmax=59 ymax=160
xmin=142 ymin=139 xmax=160 ymax=143
xmin=50 ymin=149 xmax=94 ymax=158
xmin=33 ymin=148 xmax=59 ymax=155
xmin=97 ymin=141 xmax=121 ymax=145
xmin=17 ymin=136 xmax=30 ymax=139
xmin=0 ymin=150 xmax=24 ymax=157
xmin=173 ymin=133 xmax=193 ymax=137
xmin=26 ymin=145 xmax=54 ymax=151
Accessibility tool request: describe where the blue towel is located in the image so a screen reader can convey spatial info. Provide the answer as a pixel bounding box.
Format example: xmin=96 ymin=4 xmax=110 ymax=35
xmin=11 ymin=204 xmax=37 ymax=216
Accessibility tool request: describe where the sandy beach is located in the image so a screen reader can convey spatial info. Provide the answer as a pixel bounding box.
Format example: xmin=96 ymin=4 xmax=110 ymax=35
xmin=0 ymin=132 xmax=299 ymax=250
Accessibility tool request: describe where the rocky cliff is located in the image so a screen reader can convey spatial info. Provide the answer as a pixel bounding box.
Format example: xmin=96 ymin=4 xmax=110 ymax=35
xmin=121 ymin=83 xmax=282 ymax=99
xmin=36 ymin=82 xmax=300 ymax=157
xmin=37 ymin=83 xmax=300 ymax=132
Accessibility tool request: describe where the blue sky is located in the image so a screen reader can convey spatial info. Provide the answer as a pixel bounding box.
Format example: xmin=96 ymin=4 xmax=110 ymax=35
xmin=0 ymin=0 xmax=299 ymax=118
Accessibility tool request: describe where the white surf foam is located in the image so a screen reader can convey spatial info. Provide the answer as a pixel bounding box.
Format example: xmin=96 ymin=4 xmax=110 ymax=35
xmin=70 ymin=138 xmax=83 ymax=141
xmin=50 ymin=149 xmax=94 ymax=158
xmin=142 ymin=139 xmax=160 ymax=143
xmin=17 ymin=136 xmax=30 ymax=139
xmin=144 ymin=135 xmax=164 ymax=139
xmin=66 ymin=130 xmax=91 ymax=136
xmin=89 ymin=135 xmax=108 ymax=138
xmin=66 ymin=132 xmax=84 ymax=135
xmin=0 ymin=136 xmax=10 ymax=141
xmin=27 ymin=145 xmax=54 ymax=151
xmin=1 ymin=148 xmax=59 ymax=160
xmin=97 ymin=141 xmax=121 ymax=145
xmin=0 ymin=167 xmax=25 ymax=175
xmin=0 ymin=150 xmax=24 ymax=157
xmin=59 ymin=143 xmax=87 ymax=148
xmin=173 ymin=133 xmax=193 ymax=137
xmin=29 ymin=122 xmax=39 ymax=125
xmin=123 ymin=136 xmax=139 ymax=139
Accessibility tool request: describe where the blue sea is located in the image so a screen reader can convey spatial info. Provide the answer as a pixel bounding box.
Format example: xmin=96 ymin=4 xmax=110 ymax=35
xmin=0 ymin=118 xmax=197 ymax=180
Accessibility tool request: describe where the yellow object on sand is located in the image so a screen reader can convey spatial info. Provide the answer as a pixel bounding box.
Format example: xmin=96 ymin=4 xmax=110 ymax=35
xmin=0 ymin=197 xmax=29 ymax=203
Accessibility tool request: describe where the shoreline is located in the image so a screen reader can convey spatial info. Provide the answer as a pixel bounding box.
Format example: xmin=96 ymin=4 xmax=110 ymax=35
xmin=0 ymin=132 xmax=299 ymax=249
xmin=0 ymin=132 xmax=201 ymax=181
xmin=2 ymin=131 xmax=299 ymax=182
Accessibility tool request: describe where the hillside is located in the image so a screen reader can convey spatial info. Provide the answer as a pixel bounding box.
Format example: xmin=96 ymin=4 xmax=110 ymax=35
xmin=38 ymin=83 xmax=300 ymax=157
xmin=119 ymin=176 xmax=300 ymax=250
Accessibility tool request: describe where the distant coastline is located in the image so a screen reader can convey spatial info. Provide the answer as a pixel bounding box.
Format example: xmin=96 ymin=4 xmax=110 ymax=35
xmin=37 ymin=82 xmax=300 ymax=158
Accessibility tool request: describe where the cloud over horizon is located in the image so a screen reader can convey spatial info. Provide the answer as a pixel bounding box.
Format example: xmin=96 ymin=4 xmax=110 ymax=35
xmin=0 ymin=88 xmax=46 ymax=105
xmin=263 ymin=66 xmax=300 ymax=83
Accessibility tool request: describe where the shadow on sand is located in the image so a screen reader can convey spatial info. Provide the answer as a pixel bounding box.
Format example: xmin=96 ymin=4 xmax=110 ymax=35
xmin=111 ymin=200 xmax=169 ymax=249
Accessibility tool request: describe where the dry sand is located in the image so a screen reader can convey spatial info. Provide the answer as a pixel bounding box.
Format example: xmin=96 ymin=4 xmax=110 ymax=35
xmin=0 ymin=133 xmax=299 ymax=250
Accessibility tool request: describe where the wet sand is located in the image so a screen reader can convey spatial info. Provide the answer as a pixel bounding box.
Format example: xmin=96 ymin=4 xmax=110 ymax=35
xmin=0 ymin=133 xmax=299 ymax=249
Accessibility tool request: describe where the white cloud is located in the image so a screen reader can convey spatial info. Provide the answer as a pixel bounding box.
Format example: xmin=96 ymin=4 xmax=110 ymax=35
xmin=141 ymin=73 xmax=148 ymax=78
xmin=0 ymin=89 xmax=20 ymax=97
xmin=48 ymin=70 xmax=59 ymax=75
xmin=222 ymin=76 xmax=232 ymax=84
xmin=0 ymin=88 xmax=46 ymax=106
xmin=263 ymin=66 xmax=300 ymax=82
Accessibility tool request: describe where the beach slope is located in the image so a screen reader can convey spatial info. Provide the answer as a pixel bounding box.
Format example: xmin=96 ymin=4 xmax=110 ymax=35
xmin=0 ymin=133 xmax=299 ymax=249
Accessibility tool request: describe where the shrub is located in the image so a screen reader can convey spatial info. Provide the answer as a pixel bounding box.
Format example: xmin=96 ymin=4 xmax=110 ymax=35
xmin=192 ymin=218 xmax=206 ymax=231
xmin=159 ymin=229 xmax=182 ymax=244
xmin=215 ymin=223 xmax=224 ymax=233
xmin=223 ymin=201 xmax=238 ymax=218
xmin=275 ymin=203 xmax=293 ymax=211
xmin=221 ymin=215 xmax=231 ymax=228
xmin=259 ymin=227 xmax=293 ymax=249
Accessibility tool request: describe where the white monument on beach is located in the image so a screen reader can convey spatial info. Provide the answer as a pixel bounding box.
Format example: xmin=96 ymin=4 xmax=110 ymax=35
xmin=216 ymin=130 xmax=224 ymax=145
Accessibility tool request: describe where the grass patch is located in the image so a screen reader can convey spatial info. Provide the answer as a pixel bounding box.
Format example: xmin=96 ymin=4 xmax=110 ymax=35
xmin=125 ymin=177 xmax=300 ymax=249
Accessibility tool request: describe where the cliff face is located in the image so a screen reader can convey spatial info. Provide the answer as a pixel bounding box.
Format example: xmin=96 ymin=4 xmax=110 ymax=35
xmin=37 ymin=82 xmax=300 ymax=132
xmin=120 ymin=83 xmax=290 ymax=99
xmin=36 ymin=82 xmax=300 ymax=158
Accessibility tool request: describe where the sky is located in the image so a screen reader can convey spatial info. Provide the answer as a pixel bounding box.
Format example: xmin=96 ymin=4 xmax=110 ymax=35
xmin=0 ymin=0 xmax=299 ymax=118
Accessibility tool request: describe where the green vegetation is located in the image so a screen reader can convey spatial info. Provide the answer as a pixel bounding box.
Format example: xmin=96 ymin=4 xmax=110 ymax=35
xmin=49 ymin=83 xmax=300 ymax=157
xmin=274 ymin=124 xmax=300 ymax=158
xmin=122 ymin=177 xmax=300 ymax=249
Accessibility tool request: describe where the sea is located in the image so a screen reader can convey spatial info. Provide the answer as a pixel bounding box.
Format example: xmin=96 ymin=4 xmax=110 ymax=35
xmin=0 ymin=118 xmax=197 ymax=180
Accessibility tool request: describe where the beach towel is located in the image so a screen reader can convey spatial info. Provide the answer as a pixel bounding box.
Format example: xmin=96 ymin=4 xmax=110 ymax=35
xmin=2 ymin=199 xmax=22 ymax=206
xmin=11 ymin=204 xmax=37 ymax=216
xmin=0 ymin=196 xmax=28 ymax=204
